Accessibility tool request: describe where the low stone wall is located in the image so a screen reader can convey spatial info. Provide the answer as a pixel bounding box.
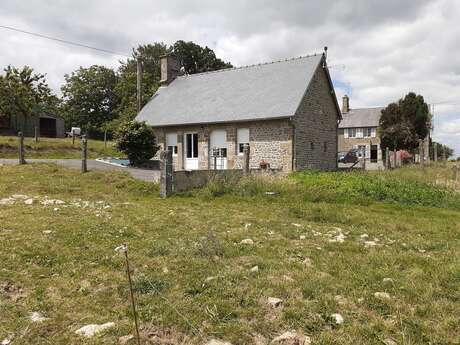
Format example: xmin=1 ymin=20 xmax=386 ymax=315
xmin=173 ymin=170 xmax=243 ymax=193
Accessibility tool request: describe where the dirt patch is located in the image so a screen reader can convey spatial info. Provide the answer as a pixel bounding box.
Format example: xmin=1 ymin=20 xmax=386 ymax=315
xmin=1 ymin=281 xmax=27 ymax=302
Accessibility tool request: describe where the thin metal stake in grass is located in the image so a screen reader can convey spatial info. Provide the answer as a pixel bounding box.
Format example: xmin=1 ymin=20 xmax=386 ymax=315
xmin=116 ymin=244 xmax=141 ymax=345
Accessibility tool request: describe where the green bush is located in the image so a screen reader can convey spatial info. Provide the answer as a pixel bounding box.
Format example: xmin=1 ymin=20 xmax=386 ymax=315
xmin=115 ymin=121 xmax=158 ymax=166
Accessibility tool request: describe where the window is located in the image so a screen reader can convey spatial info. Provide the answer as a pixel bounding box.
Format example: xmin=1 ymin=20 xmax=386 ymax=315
xmin=356 ymin=128 xmax=364 ymax=138
xmin=237 ymin=128 xmax=249 ymax=155
xmin=166 ymin=133 xmax=178 ymax=156
xmin=364 ymin=128 xmax=372 ymax=138
xmin=347 ymin=128 xmax=357 ymax=138
xmin=185 ymin=133 xmax=198 ymax=158
xmin=310 ymin=142 xmax=315 ymax=150
xmin=357 ymin=145 xmax=366 ymax=158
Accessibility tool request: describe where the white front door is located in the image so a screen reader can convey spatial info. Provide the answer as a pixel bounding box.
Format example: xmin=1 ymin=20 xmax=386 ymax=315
xmin=184 ymin=132 xmax=199 ymax=170
xmin=210 ymin=129 xmax=227 ymax=170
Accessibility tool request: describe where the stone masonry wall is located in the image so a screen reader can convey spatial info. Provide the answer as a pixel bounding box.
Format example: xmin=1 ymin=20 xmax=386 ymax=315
xmin=153 ymin=119 xmax=293 ymax=171
xmin=293 ymin=61 xmax=339 ymax=170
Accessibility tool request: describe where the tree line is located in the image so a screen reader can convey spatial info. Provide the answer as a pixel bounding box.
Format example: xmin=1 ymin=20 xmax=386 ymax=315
xmin=0 ymin=40 xmax=232 ymax=138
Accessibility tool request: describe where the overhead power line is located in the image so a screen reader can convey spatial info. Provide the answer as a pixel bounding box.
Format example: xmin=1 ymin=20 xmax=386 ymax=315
xmin=0 ymin=24 xmax=131 ymax=57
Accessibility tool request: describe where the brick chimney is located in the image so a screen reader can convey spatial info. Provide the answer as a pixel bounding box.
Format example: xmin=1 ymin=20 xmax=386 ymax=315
xmin=342 ymin=95 xmax=350 ymax=113
xmin=160 ymin=54 xmax=180 ymax=85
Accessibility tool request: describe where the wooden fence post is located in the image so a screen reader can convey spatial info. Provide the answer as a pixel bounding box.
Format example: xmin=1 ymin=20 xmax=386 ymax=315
xmin=454 ymin=164 xmax=459 ymax=183
xmin=243 ymin=144 xmax=250 ymax=175
xmin=34 ymin=126 xmax=39 ymax=143
xmin=160 ymin=150 xmax=173 ymax=198
xmin=72 ymin=129 xmax=75 ymax=145
xmin=81 ymin=135 xmax=88 ymax=173
xmin=385 ymin=147 xmax=390 ymax=169
xmin=419 ymin=139 xmax=425 ymax=170
xmin=18 ymin=131 xmax=25 ymax=165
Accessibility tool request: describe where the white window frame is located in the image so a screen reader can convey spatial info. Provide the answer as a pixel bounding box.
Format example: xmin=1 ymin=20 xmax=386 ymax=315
xmin=356 ymin=128 xmax=364 ymax=138
xmin=347 ymin=128 xmax=357 ymax=138
xmin=237 ymin=128 xmax=250 ymax=155
xmin=371 ymin=127 xmax=376 ymax=138
xmin=166 ymin=133 xmax=178 ymax=156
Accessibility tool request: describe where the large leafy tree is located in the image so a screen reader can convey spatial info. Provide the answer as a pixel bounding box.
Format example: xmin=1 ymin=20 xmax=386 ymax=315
xmin=116 ymin=41 xmax=233 ymax=122
xmin=379 ymin=92 xmax=431 ymax=151
xmin=115 ymin=43 xmax=169 ymax=122
xmin=61 ymin=65 xmax=119 ymax=138
xmin=0 ymin=65 xmax=58 ymax=132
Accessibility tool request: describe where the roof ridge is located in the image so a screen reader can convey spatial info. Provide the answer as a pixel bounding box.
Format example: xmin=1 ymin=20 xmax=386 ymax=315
xmin=349 ymin=106 xmax=385 ymax=111
xmin=177 ymin=52 xmax=323 ymax=79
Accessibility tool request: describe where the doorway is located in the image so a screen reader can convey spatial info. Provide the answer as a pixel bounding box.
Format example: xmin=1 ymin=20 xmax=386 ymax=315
xmin=184 ymin=132 xmax=199 ymax=170
xmin=371 ymin=145 xmax=378 ymax=163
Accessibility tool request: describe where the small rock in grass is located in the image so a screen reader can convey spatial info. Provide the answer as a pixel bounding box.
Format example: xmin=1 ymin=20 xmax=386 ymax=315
xmin=360 ymin=234 xmax=369 ymax=240
xmin=162 ymin=267 xmax=169 ymax=274
xmin=330 ymin=313 xmax=344 ymax=325
xmin=383 ymin=338 xmax=398 ymax=345
xmin=271 ymin=331 xmax=311 ymax=345
xmin=250 ymin=266 xmax=259 ymax=273
xmin=364 ymin=241 xmax=377 ymax=247
xmin=206 ymin=339 xmax=233 ymax=345
xmin=75 ymin=322 xmax=115 ymax=337
xmin=302 ymin=257 xmax=313 ymax=267
xmin=24 ymin=199 xmax=34 ymax=205
xmin=12 ymin=194 xmax=28 ymax=199
xmin=29 ymin=311 xmax=48 ymax=322
xmin=240 ymin=239 xmax=254 ymax=245
xmin=119 ymin=334 xmax=134 ymax=345
xmin=0 ymin=198 xmax=15 ymax=205
xmin=291 ymin=223 xmax=302 ymax=228
xmin=205 ymin=276 xmax=216 ymax=283
xmin=283 ymin=275 xmax=295 ymax=282
xmin=42 ymin=230 xmax=52 ymax=234
xmin=299 ymin=235 xmax=306 ymax=240
xmin=267 ymin=297 xmax=283 ymax=308
xmin=53 ymin=208 xmax=60 ymax=212
xmin=374 ymin=292 xmax=391 ymax=300
xmin=1 ymin=337 xmax=12 ymax=345
xmin=244 ymin=223 xmax=252 ymax=230
xmin=382 ymin=277 xmax=394 ymax=284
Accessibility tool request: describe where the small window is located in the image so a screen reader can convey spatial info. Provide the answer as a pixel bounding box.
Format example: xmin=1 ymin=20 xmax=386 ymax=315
xmin=323 ymin=141 xmax=328 ymax=152
xmin=237 ymin=128 xmax=250 ymax=155
xmin=310 ymin=142 xmax=315 ymax=150
xmin=347 ymin=128 xmax=357 ymax=138
xmin=364 ymin=128 xmax=372 ymax=138
xmin=166 ymin=133 xmax=178 ymax=156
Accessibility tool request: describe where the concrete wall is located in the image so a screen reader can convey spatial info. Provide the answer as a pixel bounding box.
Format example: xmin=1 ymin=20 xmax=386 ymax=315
xmin=153 ymin=119 xmax=294 ymax=172
xmin=292 ymin=62 xmax=339 ymax=171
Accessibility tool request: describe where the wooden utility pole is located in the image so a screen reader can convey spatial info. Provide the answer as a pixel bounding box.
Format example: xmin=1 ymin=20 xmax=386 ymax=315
xmin=18 ymin=132 xmax=25 ymax=165
xmin=137 ymin=58 xmax=143 ymax=113
xmin=81 ymin=135 xmax=88 ymax=173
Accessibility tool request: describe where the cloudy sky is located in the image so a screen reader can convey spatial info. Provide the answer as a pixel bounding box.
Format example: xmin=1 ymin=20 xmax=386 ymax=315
xmin=0 ymin=0 xmax=459 ymax=155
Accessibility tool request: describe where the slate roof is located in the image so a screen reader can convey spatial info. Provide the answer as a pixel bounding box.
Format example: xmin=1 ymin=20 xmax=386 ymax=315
xmin=136 ymin=54 xmax=331 ymax=127
xmin=339 ymin=107 xmax=384 ymax=128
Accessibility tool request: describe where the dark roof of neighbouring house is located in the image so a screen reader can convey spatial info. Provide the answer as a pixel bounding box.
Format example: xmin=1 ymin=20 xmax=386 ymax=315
xmin=136 ymin=54 xmax=340 ymax=127
xmin=339 ymin=107 xmax=384 ymax=128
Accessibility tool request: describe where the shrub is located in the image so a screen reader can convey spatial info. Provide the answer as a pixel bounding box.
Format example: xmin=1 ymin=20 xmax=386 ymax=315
xmin=115 ymin=121 xmax=158 ymax=166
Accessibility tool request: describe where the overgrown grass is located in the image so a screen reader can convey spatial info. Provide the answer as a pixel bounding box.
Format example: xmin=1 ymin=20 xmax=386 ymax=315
xmin=0 ymin=136 xmax=121 ymax=159
xmin=0 ymin=164 xmax=459 ymax=344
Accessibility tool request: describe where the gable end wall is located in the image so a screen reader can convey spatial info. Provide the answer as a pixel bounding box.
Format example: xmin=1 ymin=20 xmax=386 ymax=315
xmin=293 ymin=63 xmax=339 ymax=170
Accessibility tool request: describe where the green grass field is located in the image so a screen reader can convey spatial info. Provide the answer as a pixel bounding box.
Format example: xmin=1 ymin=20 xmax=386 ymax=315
xmin=0 ymin=136 xmax=121 ymax=159
xmin=0 ymin=164 xmax=459 ymax=344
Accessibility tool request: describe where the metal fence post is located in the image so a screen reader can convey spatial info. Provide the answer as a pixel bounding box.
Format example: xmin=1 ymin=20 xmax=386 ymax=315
xmin=18 ymin=131 xmax=25 ymax=165
xmin=81 ymin=135 xmax=88 ymax=173
xmin=160 ymin=150 xmax=173 ymax=198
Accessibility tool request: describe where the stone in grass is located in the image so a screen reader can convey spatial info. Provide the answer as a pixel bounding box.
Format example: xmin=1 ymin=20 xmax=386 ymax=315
xmin=75 ymin=322 xmax=115 ymax=337
xmin=206 ymin=339 xmax=233 ymax=345
xmin=240 ymin=239 xmax=254 ymax=245
xmin=330 ymin=313 xmax=344 ymax=325
xmin=302 ymin=257 xmax=313 ymax=267
xmin=250 ymin=266 xmax=259 ymax=273
xmin=271 ymin=331 xmax=311 ymax=345
xmin=267 ymin=297 xmax=283 ymax=308
xmin=1 ymin=337 xmax=12 ymax=345
xmin=374 ymin=292 xmax=391 ymax=300
xmin=299 ymin=235 xmax=306 ymax=240
xmin=24 ymin=199 xmax=34 ymax=205
xmin=29 ymin=311 xmax=48 ymax=322
xmin=119 ymin=334 xmax=135 ymax=345
xmin=383 ymin=338 xmax=398 ymax=345
xmin=382 ymin=277 xmax=394 ymax=284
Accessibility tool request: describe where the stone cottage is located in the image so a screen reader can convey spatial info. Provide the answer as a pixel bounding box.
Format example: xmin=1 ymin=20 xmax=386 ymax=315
xmin=338 ymin=95 xmax=385 ymax=169
xmin=136 ymin=50 xmax=341 ymax=171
